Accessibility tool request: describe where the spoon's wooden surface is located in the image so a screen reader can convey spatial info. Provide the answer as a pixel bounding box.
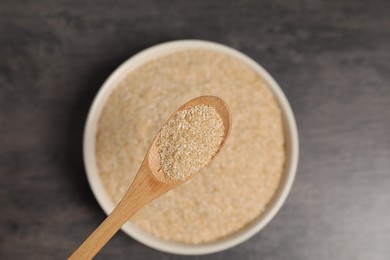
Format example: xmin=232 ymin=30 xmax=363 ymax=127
xmin=69 ymin=96 xmax=231 ymax=260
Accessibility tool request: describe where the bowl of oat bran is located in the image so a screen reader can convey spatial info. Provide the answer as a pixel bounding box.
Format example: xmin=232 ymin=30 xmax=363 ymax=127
xmin=83 ymin=40 xmax=299 ymax=255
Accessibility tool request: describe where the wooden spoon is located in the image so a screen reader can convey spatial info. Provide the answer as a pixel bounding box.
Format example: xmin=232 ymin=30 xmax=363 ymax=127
xmin=69 ymin=96 xmax=231 ymax=259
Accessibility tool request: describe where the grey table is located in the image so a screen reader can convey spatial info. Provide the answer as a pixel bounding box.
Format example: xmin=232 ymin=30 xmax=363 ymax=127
xmin=1 ymin=0 xmax=389 ymax=259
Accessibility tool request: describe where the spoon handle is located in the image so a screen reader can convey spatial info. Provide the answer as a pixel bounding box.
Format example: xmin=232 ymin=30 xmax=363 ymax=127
xmin=68 ymin=195 xmax=139 ymax=260
xmin=68 ymin=163 xmax=170 ymax=260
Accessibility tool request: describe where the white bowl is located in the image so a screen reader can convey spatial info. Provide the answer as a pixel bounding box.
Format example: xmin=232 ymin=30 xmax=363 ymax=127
xmin=83 ymin=40 xmax=299 ymax=255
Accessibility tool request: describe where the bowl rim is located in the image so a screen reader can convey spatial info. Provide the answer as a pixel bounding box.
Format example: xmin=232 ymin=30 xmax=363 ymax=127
xmin=83 ymin=39 xmax=299 ymax=255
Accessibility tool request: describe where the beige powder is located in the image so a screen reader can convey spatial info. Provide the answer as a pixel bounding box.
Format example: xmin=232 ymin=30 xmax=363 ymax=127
xmin=158 ymin=105 xmax=224 ymax=181
xmin=96 ymin=49 xmax=285 ymax=244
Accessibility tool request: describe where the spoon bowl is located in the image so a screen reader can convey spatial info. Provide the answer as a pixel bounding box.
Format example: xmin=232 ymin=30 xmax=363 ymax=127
xmin=148 ymin=95 xmax=231 ymax=183
xmin=69 ymin=96 xmax=231 ymax=260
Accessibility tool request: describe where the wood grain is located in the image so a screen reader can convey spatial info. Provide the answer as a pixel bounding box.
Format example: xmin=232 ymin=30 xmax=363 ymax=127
xmin=1 ymin=0 xmax=390 ymax=259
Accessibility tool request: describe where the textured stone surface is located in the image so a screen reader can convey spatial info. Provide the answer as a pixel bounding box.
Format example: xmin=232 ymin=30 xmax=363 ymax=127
xmin=1 ymin=0 xmax=389 ymax=259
